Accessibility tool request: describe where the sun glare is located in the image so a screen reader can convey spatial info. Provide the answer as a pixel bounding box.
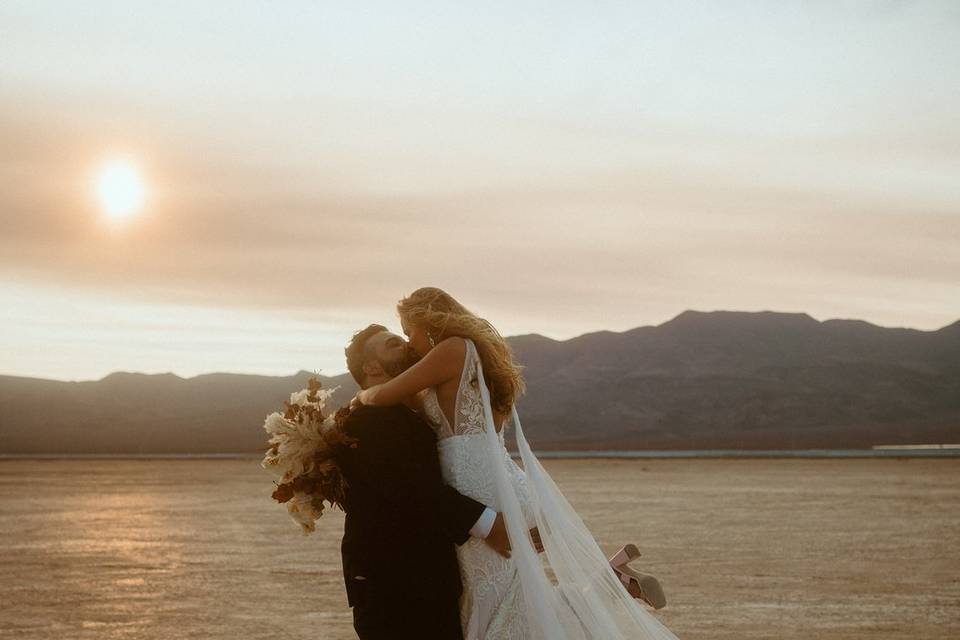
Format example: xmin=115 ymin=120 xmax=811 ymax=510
xmin=96 ymin=160 xmax=145 ymax=220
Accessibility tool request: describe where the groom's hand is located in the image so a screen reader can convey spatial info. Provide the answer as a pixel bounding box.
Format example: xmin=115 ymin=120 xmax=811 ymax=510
xmin=529 ymin=527 xmax=544 ymax=554
xmin=484 ymin=513 xmax=511 ymax=558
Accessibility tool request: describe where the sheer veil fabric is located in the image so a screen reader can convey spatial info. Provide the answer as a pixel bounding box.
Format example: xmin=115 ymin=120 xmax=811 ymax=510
xmin=471 ymin=340 xmax=680 ymax=640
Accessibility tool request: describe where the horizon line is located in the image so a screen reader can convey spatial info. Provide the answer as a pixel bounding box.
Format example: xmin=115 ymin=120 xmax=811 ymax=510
xmin=2 ymin=308 xmax=957 ymax=384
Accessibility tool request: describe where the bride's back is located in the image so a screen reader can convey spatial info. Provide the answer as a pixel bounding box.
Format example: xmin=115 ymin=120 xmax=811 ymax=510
xmin=424 ymin=337 xmax=507 ymax=438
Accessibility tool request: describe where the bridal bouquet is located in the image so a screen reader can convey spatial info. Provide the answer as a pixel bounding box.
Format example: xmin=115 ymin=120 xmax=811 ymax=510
xmin=261 ymin=376 xmax=355 ymax=535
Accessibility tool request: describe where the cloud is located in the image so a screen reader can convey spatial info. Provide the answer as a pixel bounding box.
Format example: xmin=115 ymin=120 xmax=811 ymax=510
xmin=1 ymin=2 xmax=959 ymax=379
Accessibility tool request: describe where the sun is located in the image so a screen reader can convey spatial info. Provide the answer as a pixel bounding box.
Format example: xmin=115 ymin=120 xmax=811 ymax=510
xmin=96 ymin=159 xmax=146 ymax=220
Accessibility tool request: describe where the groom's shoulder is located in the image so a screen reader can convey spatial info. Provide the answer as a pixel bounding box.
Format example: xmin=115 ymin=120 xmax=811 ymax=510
xmin=341 ymin=404 xmax=410 ymax=437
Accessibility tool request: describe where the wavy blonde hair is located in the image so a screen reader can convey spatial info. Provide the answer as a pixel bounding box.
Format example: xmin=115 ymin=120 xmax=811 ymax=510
xmin=397 ymin=287 xmax=525 ymax=415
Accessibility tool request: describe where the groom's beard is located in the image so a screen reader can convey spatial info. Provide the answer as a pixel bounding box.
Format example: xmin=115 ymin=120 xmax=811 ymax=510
xmin=379 ymin=346 xmax=420 ymax=378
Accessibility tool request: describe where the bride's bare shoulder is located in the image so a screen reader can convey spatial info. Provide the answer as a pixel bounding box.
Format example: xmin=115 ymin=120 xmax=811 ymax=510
xmin=434 ymin=335 xmax=467 ymax=361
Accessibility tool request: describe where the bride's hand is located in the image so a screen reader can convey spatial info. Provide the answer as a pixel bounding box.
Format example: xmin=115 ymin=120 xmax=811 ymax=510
xmin=349 ymin=393 xmax=362 ymax=411
xmin=351 ymin=385 xmax=380 ymax=409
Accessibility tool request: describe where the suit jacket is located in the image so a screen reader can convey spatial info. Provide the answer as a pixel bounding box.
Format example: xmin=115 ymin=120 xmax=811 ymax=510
xmin=335 ymin=404 xmax=486 ymax=608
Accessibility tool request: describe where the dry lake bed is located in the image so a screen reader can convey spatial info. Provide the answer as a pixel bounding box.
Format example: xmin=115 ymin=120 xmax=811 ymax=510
xmin=0 ymin=457 xmax=957 ymax=639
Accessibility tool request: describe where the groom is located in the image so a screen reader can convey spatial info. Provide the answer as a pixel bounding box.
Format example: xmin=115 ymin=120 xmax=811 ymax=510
xmin=335 ymin=324 xmax=509 ymax=640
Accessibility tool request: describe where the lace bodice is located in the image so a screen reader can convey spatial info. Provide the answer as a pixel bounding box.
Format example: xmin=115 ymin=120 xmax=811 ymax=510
xmin=423 ymin=338 xmax=488 ymax=440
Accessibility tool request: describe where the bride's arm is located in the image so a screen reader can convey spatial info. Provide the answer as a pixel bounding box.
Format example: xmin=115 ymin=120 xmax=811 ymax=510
xmin=403 ymin=389 xmax=428 ymax=414
xmin=357 ymin=337 xmax=466 ymax=406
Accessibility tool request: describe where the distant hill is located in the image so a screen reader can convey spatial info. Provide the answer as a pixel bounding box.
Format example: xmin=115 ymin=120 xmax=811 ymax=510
xmin=2 ymin=310 xmax=959 ymax=453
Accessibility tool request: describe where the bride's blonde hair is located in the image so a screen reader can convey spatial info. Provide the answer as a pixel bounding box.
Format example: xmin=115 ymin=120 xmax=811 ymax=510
xmin=397 ymin=287 xmax=525 ymax=415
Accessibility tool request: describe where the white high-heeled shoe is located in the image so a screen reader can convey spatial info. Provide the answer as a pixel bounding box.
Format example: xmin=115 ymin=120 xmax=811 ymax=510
xmin=607 ymin=544 xmax=667 ymax=610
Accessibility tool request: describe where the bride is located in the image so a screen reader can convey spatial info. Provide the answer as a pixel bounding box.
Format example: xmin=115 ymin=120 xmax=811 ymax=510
xmin=354 ymin=287 xmax=679 ymax=640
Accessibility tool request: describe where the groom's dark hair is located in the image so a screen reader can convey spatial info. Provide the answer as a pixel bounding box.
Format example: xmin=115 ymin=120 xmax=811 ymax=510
xmin=345 ymin=323 xmax=389 ymax=386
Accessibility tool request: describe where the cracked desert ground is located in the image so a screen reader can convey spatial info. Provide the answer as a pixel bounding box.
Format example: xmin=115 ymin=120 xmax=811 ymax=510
xmin=1 ymin=457 xmax=957 ymax=639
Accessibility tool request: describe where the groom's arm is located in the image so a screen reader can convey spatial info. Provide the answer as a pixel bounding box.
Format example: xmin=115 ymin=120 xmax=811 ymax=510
xmin=343 ymin=408 xmax=489 ymax=545
xmin=437 ymin=484 xmax=496 ymax=545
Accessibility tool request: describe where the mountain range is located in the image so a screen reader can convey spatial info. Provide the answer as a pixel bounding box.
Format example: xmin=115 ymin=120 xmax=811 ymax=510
xmin=2 ymin=310 xmax=958 ymax=453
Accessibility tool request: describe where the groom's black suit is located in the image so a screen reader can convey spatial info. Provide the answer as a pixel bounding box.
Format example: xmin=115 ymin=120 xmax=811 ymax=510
xmin=335 ymin=403 xmax=486 ymax=640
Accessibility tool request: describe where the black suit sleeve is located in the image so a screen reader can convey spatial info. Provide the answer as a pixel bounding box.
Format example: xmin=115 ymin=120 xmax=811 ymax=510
xmin=345 ymin=408 xmax=487 ymax=545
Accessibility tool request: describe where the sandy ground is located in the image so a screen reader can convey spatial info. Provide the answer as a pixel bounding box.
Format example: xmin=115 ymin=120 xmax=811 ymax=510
xmin=0 ymin=457 xmax=957 ymax=639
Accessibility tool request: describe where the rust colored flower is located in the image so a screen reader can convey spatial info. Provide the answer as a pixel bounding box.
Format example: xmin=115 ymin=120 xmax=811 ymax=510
xmin=333 ymin=406 xmax=352 ymax=427
xmin=272 ymin=483 xmax=294 ymax=503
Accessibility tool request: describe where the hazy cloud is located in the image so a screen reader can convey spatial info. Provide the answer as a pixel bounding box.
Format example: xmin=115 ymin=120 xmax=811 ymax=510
xmin=1 ymin=1 xmax=958 ymax=380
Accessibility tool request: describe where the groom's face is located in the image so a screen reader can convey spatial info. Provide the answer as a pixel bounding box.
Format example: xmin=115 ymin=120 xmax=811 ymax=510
xmin=364 ymin=330 xmax=420 ymax=382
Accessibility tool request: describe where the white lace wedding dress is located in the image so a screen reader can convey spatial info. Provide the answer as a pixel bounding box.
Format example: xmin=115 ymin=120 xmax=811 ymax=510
xmin=423 ymin=340 xmax=534 ymax=638
xmin=422 ymin=338 xmax=680 ymax=640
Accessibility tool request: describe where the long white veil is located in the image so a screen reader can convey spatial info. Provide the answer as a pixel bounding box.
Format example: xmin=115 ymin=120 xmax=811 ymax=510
xmin=472 ymin=342 xmax=680 ymax=639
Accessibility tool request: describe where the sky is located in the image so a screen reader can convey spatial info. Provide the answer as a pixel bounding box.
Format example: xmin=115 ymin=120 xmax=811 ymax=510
xmin=1 ymin=1 xmax=958 ymax=381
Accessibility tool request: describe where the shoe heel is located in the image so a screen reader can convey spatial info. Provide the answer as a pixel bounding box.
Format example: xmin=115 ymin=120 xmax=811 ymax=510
xmin=607 ymin=543 xmax=641 ymax=568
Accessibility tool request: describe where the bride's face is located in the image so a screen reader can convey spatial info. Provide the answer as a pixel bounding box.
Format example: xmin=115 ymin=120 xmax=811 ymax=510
xmin=400 ymin=315 xmax=433 ymax=358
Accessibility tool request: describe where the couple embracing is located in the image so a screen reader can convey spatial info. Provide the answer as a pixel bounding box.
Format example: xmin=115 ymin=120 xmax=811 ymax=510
xmin=333 ymin=287 xmax=676 ymax=640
